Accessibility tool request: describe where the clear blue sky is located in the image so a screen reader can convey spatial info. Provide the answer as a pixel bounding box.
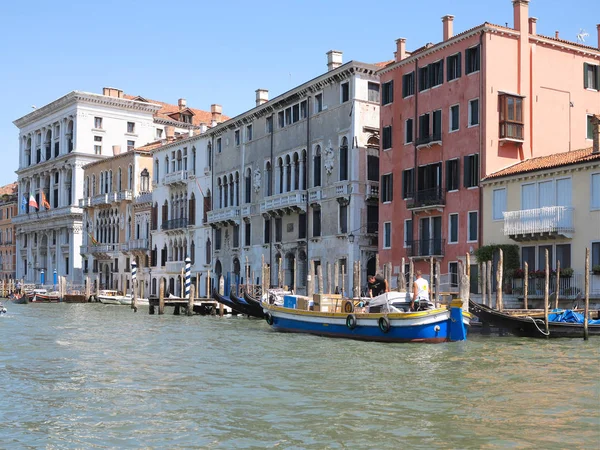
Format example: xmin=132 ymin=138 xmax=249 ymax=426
xmin=0 ymin=0 xmax=595 ymax=186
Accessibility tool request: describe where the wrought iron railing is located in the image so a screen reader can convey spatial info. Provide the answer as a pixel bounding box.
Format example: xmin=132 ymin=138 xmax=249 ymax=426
xmin=407 ymin=186 xmax=445 ymax=209
xmin=406 ymin=238 xmax=445 ymax=257
xmin=161 ymin=217 xmax=189 ymax=231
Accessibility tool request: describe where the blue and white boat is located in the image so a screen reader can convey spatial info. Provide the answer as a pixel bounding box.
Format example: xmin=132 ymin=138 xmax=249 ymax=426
xmin=263 ymin=292 xmax=471 ymax=343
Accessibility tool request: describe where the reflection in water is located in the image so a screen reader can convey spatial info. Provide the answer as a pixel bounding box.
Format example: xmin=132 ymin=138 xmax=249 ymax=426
xmin=1 ymin=304 xmax=598 ymax=448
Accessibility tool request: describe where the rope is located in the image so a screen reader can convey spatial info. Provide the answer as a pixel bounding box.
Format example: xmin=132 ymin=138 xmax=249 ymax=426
xmin=527 ymin=316 xmax=550 ymax=336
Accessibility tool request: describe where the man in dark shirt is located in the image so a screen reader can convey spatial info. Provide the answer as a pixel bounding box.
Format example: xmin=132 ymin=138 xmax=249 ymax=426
xmin=367 ymin=274 xmax=389 ymax=298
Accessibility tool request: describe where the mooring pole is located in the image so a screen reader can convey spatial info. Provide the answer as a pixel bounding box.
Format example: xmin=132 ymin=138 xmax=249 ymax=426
xmin=131 ymin=261 xmax=138 ymax=313
xmin=524 ymin=262 xmax=529 ymax=310
xmin=544 ymin=249 xmax=550 ymax=337
xmin=584 ymin=248 xmax=590 ymax=340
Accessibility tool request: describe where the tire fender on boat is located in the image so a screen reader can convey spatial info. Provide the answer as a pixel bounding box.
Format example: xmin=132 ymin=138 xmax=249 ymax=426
xmin=346 ymin=314 xmax=357 ymax=330
xmin=378 ymin=316 xmax=391 ymax=333
xmin=343 ymin=300 xmax=354 ymax=313
xmin=265 ymin=312 xmax=274 ymax=326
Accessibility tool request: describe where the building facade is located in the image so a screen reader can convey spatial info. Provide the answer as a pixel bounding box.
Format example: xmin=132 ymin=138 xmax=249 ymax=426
xmin=377 ymin=0 xmax=600 ymax=286
xmin=0 ymin=183 xmax=17 ymax=281
xmin=205 ymin=51 xmax=381 ymax=296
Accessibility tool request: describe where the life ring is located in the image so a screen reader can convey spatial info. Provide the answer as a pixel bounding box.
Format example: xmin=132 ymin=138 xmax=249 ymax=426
xmin=346 ymin=314 xmax=357 ymax=330
xmin=378 ymin=316 xmax=391 ymax=333
xmin=265 ymin=312 xmax=274 ymax=325
xmin=343 ymin=301 xmax=354 ymax=313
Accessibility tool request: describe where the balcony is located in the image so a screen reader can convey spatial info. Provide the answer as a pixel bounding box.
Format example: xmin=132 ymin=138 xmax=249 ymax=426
xmin=406 ymin=187 xmax=445 ymax=211
xmin=128 ymin=238 xmax=149 ymax=252
xmin=407 ymin=239 xmax=445 ymax=258
xmin=164 ymin=170 xmax=188 ymax=185
xmin=260 ymin=191 xmax=307 ymax=216
xmin=416 ymin=132 xmax=442 ymax=149
xmin=503 ymin=206 xmax=574 ymax=241
xmin=78 ymin=198 xmax=91 ymax=208
xmin=12 ymin=206 xmax=83 ymax=224
xmin=117 ymin=190 xmax=133 ymax=202
xmin=206 ymin=207 xmax=240 ymax=226
xmin=366 ymin=181 xmax=379 ymax=201
xmin=161 ymin=217 xmax=189 ymax=232
xmin=135 ymin=192 xmax=152 ymax=204
xmin=91 ymin=193 xmax=117 ymax=206
xmin=80 ymin=243 xmax=120 ymax=258
xmin=308 ymin=188 xmax=323 ymax=204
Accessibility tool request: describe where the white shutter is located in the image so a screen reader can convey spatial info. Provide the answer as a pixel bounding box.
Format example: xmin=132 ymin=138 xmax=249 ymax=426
xmin=521 ymin=184 xmax=536 ymax=210
xmin=493 ymin=188 xmax=507 ymax=220
xmin=592 ymin=174 xmax=600 ymax=209
xmin=538 ymin=181 xmax=554 ymax=208
xmin=556 ymin=178 xmax=572 ymax=207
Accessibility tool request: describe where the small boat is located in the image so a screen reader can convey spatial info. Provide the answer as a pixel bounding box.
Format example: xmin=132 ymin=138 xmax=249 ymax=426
xmin=9 ymin=293 xmax=28 ymax=304
xmin=230 ymin=291 xmax=264 ymax=319
xmin=63 ymin=292 xmax=88 ymax=303
xmin=27 ymin=289 xmax=61 ymax=303
xmin=212 ymin=290 xmax=248 ymax=316
xmin=263 ymin=292 xmax=471 ymax=343
xmin=469 ymin=300 xmax=600 ymax=338
xmin=117 ymin=294 xmax=149 ymax=306
xmin=98 ymin=290 xmax=121 ymax=305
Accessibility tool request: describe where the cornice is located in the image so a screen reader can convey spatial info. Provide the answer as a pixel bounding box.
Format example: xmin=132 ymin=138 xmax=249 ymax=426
xmin=481 ymin=160 xmax=600 ymax=186
xmin=530 ymin=35 xmax=600 ymax=57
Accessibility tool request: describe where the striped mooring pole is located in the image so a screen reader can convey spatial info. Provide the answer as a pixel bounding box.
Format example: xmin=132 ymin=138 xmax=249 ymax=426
xmin=185 ymin=256 xmax=191 ymax=299
xmin=131 ymin=261 xmax=137 ymax=291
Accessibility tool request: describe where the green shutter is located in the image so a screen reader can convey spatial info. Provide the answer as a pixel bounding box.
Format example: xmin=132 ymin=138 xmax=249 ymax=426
xmin=584 ymin=63 xmax=589 ymax=89
xmin=457 ymin=52 xmax=462 ymax=78
xmin=464 ymin=155 xmax=470 ymax=188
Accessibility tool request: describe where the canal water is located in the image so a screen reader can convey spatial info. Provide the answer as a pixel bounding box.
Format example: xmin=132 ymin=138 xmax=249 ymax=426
xmin=1 ymin=303 xmax=598 ymax=449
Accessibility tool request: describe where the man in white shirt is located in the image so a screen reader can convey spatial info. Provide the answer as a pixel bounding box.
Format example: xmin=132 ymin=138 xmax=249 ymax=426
xmin=412 ymin=270 xmax=429 ymax=311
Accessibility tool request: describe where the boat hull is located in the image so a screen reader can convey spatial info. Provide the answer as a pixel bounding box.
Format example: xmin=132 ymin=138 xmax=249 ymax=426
xmin=265 ymin=306 xmax=470 ymax=343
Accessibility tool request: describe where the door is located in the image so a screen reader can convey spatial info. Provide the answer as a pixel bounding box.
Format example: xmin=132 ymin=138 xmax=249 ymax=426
xmin=538 ymin=181 xmax=554 ymax=208
xmin=432 ymin=217 xmax=442 ymax=255
xmin=419 ymin=217 xmax=430 ymax=256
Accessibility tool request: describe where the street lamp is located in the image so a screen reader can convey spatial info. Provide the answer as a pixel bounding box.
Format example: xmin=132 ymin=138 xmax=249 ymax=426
xmin=348 ymin=232 xmax=355 ymax=243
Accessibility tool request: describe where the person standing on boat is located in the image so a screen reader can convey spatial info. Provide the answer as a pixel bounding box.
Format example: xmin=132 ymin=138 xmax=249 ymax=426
xmin=412 ymin=270 xmax=429 ymax=311
xmin=367 ymin=274 xmax=389 ymax=298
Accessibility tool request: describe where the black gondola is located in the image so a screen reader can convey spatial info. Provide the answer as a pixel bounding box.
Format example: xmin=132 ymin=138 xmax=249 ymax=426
xmin=469 ymin=300 xmax=600 ymax=338
xmin=230 ymin=291 xmax=264 ymax=319
xmin=243 ymin=291 xmax=264 ymax=310
xmin=212 ymin=289 xmax=250 ymax=316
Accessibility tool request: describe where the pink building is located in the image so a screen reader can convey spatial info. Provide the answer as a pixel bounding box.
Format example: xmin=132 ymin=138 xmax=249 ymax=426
xmin=377 ymin=0 xmax=600 ymax=287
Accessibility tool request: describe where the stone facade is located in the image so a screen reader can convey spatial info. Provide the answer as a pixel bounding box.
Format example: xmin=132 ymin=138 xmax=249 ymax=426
xmin=0 ymin=183 xmax=17 ymax=281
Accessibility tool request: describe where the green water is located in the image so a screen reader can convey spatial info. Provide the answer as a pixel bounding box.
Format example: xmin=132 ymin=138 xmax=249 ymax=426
xmin=1 ymin=303 xmax=598 ymax=449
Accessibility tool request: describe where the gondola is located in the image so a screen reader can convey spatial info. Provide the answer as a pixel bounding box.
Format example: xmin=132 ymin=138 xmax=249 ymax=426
xmin=10 ymin=293 xmax=28 ymax=304
xmin=230 ymin=291 xmax=264 ymax=319
xmin=243 ymin=291 xmax=264 ymax=310
xmin=469 ymin=300 xmax=600 ymax=338
xmin=212 ymin=289 xmax=248 ymax=316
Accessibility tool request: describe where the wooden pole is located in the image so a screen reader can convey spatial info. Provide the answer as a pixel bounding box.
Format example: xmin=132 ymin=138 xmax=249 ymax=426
xmin=278 ymin=256 xmax=283 ymax=288
xmin=466 ymin=252 xmax=471 ymax=279
xmin=409 ymin=259 xmax=414 ymax=295
xmin=435 ymin=260 xmax=441 ymax=306
xmin=524 ymin=262 xmax=529 ymax=310
xmin=544 ymin=249 xmax=549 ymax=336
xmin=307 ymin=260 xmax=314 ymax=299
xmin=293 ymin=257 xmax=297 ymax=294
xmin=584 ymin=248 xmax=590 ymax=340
xmin=207 ymin=269 xmax=211 ymax=299
xmin=554 ymin=259 xmax=560 ymax=309
xmin=218 ymin=275 xmax=224 ymax=295
xmin=479 ymin=262 xmax=485 ymax=306
xmin=316 ymin=263 xmax=323 ymax=294
xmin=375 ymin=253 xmax=380 ymax=276
xmin=341 ymin=264 xmax=345 ymax=298
xmin=326 ymin=262 xmax=331 ymax=295
xmin=458 ymin=260 xmax=469 ymax=310
xmin=261 ymin=254 xmax=265 ymax=297
xmin=333 ymin=261 xmax=339 ymax=293
xmin=486 ymin=261 xmax=492 ymax=309
xmin=399 ymin=257 xmax=406 ymax=292
xmin=188 ymin=285 xmax=195 ymax=316
xmin=429 ymin=256 xmax=434 ymax=303
xmin=496 ymin=249 xmax=503 ymax=311
xmin=357 ymin=260 xmax=362 ymax=297
xmin=158 ymin=279 xmax=165 ymax=315
xmin=196 ymin=273 xmax=200 ymax=300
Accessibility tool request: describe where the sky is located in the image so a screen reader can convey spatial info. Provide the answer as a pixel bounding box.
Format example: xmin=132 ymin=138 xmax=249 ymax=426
xmin=0 ymin=0 xmax=596 ymax=186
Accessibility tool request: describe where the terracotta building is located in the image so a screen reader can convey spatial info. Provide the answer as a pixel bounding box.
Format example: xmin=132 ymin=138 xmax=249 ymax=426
xmin=377 ymin=0 xmax=600 ymax=287
xmin=0 ymin=183 xmax=18 ymax=281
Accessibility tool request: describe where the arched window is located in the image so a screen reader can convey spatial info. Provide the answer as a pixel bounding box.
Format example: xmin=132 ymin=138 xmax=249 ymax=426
xmin=190 ymin=240 xmax=195 ymax=265
xmin=339 ymin=137 xmax=348 ymax=181
xmin=140 ymin=168 xmax=149 ymax=192
xmin=203 ymin=189 xmax=211 ymax=224
xmin=245 ymin=168 xmax=251 ymax=204
xmin=154 ymin=160 xmax=159 ymax=184
xmin=188 ymin=193 xmax=196 ymax=225
xmin=118 ymin=168 xmax=122 ymax=191
xmin=183 ymin=148 xmax=188 ymax=171
xmin=293 ymin=153 xmax=300 ymax=191
xmin=235 ymin=172 xmax=240 ymax=206
xmin=314 ymin=145 xmax=321 ymax=187
xmin=164 ymin=156 xmax=169 ymax=175
xmin=92 ymin=175 xmax=96 ymax=196
xmin=223 ymin=176 xmax=228 ymax=208
xmin=285 ymin=155 xmax=291 ymax=192
xmin=229 ymin=174 xmax=234 ymax=207
xmin=128 ymin=165 xmax=133 ymax=190
xmin=207 ymin=142 xmax=212 ymax=170
xmin=176 ymin=150 xmax=182 ymax=171
xmin=205 ymin=238 xmax=211 ymax=265
xmin=265 ymin=161 xmax=272 ymax=196
xmin=278 ymin=158 xmax=284 ymax=194
xmin=85 ymin=176 xmax=90 ymax=197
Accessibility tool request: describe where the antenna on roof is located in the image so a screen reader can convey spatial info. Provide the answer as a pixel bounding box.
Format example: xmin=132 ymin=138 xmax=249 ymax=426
xmin=576 ymin=29 xmax=589 ymax=43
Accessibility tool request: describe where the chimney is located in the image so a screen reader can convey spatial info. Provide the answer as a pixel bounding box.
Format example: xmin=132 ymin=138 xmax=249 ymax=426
xmin=528 ymin=17 xmax=537 ymax=35
xmin=112 ymin=145 xmax=121 ymax=156
xmin=593 ymin=115 xmax=600 ymax=154
xmin=326 ymin=50 xmax=343 ymax=71
xmin=199 ymin=123 xmax=208 ymax=134
xmin=255 ymin=89 xmax=269 ymax=106
xmin=512 ymin=0 xmax=529 ymax=32
xmin=102 ymin=87 xmax=123 ymax=98
xmin=165 ymin=126 xmax=175 ymax=141
xmin=555 ymin=30 xmax=560 ymax=39
xmin=211 ymin=104 xmax=222 ymax=125
xmin=442 ymin=15 xmax=454 ymax=41
xmin=597 ymin=24 xmax=600 ymax=49
xmin=178 ymin=98 xmax=187 ymax=110
xmin=395 ymin=38 xmax=407 ymax=62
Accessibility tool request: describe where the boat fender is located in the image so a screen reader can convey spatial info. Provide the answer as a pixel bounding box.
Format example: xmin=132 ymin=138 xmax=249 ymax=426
xmin=346 ymin=314 xmax=357 ymax=330
xmin=343 ymin=301 xmax=354 ymax=313
xmin=378 ymin=316 xmax=391 ymax=333
xmin=265 ymin=312 xmax=274 ymax=326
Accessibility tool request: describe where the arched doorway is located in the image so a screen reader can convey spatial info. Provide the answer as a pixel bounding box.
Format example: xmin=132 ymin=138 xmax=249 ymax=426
xmin=366 ymin=257 xmax=376 ymax=278
xmin=285 ymin=252 xmax=295 ymax=291
xmin=169 ymin=277 xmax=175 ymax=296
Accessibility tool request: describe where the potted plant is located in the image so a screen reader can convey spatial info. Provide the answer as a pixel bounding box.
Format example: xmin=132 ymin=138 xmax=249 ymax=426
xmin=559 ymin=267 xmax=574 ymax=278
xmin=593 ymin=265 xmax=600 ymax=275
xmin=512 ymin=268 xmax=524 ymax=279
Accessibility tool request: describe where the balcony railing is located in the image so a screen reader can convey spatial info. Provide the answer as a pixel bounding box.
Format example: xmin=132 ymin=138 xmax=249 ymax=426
xmin=135 ymin=192 xmax=152 ymax=204
xmin=260 ymin=191 xmax=307 ymax=214
xmin=164 ymin=170 xmax=188 ymax=185
xmin=117 ymin=190 xmax=133 ymax=201
xmin=80 ymin=243 xmax=120 ymax=255
xmin=12 ymin=206 xmax=83 ymax=224
xmin=366 ymin=181 xmax=379 ymax=200
xmin=503 ymin=206 xmax=574 ymax=240
xmin=407 ymin=239 xmax=445 ymax=257
xmin=416 ymin=132 xmax=442 ymax=147
xmin=407 ymin=187 xmax=445 ymax=210
xmin=128 ymin=238 xmax=149 ymax=251
xmin=162 ymin=217 xmax=189 ymax=231
xmin=206 ymin=207 xmax=240 ymax=224
xmin=78 ymin=198 xmax=91 ymax=208
xmin=91 ymin=193 xmax=117 ymax=206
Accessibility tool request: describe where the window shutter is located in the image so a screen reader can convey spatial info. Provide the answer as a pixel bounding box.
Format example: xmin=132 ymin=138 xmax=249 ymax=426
xmin=464 ymin=155 xmax=470 ymax=188
xmin=473 ymin=153 xmax=479 ymax=185
xmin=457 ymin=52 xmax=462 ymax=78
xmin=390 ymin=80 xmax=394 ymax=103
xmin=381 ymin=175 xmax=385 ymax=203
xmin=445 ymin=160 xmax=451 ymax=191
xmin=446 ymin=56 xmax=451 ymax=81
xmin=596 ymin=66 xmax=600 ymax=90
xmin=439 ymin=60 xmax=444 ymax=85
xmin=583 ymin=63 xmax=589 ymax=89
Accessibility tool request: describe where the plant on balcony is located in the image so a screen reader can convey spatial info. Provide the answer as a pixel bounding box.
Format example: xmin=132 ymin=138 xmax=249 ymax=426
xmin=533 ymin=270 xmax=546 ymax=279
xmin=593 ymin=265 xmax=600 ymax=275
xmin=511 ymin=268 xmax=525 ymax=279
xmin=559 ymin=267 xmax=574 ymax=278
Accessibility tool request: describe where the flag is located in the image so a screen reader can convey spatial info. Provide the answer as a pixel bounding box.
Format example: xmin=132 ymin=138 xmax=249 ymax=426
xmin=21 ymin=195 xmax=26 ymax=212
xmin=28 ymin=194 xmax=38 ymax=210
xmin=41 ymin=191 xmax=50 ymax=210
xmin=88 ymin=233 xmax=98 ymax=245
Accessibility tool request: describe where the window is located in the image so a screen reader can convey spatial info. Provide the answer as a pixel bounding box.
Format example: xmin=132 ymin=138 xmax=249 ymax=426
xmin=94 ymin=136 xmax=102 ymax=142
xmin=492 ymin=188 xmax=507 ymax=220
xmin=244 ymin=223 xmax=251 ymax=247
xmin=467 ymin=211 xmax=478 ymax=242
xmin=584 ymin=63 xmax=599 ymax=90
xmin=368 ymin=82 xmax=380 ymax=103
xmin=278 ymin=111 xmax=285 ymax=128
xmin=292 ymin=104 xmax=299 ymax=122
xmin=314 ymin=146 xmax=321 ymax=187
xmin=468 ymin=99 xmax=479 ymax=126
xmin=381 ymin=173 xmax=393 ymax=203
xmin=382 ymin=126 xmax=392 ymax=150
xmin=300 ymin=100 xmax=307 ymax=119
xmin=418 ymin=66 xmax=429 ymax=92
xmin=418 ymin=113 xmax=430 ymax=141
xmin=449 ymin=104 xmax=459 ymax=132
xmin=556 ymin=244 xmax=571 ymax=269
xmin=315 ymin=93 xmax=323 ymax=113
xmin=538 ymin=245 xmax=553 ymax=270
xmin=522 ymin=246 xmax=535 ymax=270
xmin=446 ymin=159 xmax=459 ymax=191
xmin=447 ymin=53 xmax=461 ymax=81
xmin=449 ymin=262 xmax=459 ymax=288
xmin=464 ymin=153 xmax=479 ymax=188
xmin=94 ymin=145 xmax=101 ymax=155
xmin=592 ymin=242 xmax=600 ymax=267
xmin=264 ymin=219 xmax=271 ymax=243
xmin=402 ymin=71 xmax=415 ymax=97
xmin=404 ymin=219 xmax=412 ymax=247
xmin=341 ymin=82 xmax=349 ymax=103
xmin=587 ymin=115 xmax=595 ymax=140
xmin=429 ymin=60 xmax=443 ymax=88
xmin=499 ymin=94 xmax=523 ymax=139
xmin=127 ymin=122 xmax=135 ymax=133
xmin=246 ymin=125 xmax=253 ymax=142
xmin=216 ymin=138 xmax=222 ymax=153
xmin=215 ymin=229 xmax=222 ymax=250
xmin=401 ymin=119 xmax=412 ymax=145
xmin=313 ymin=209 xmax=321 ymax=237
xmin=156 ymin=129 xmax=163 ymax=139
xmin=591 ymin=173 xmax=600 ymax=210
xmin=233 ymin=225 xmax=240 ymax=248
xmin=402 ymin=168 xmax=414 ymax=199
xmin=339 ymin=204 xmax=348 ymax=234
xmin=465 ymin=45 xmax=480 ymax=74
xmin=432 ymin=109 xmax=442 ymax=140
xmin=127 ymin=140 xmax=135 ymax=151
xmin=275 ymin=218 xmax=282 ymax=242
xmin=266 ymin=116 xmax=273 ymax=133
xmin=234 ymin=130 xmax=240 ymax=146
xmin=94 ymin=117 xmax=103 ymax=129
xmin=449 ymin=213 xmax=458 ymax=244
xmin=383 ymin=222 xmax=391 ymax=249
xmin=298 ymin=213 xmax=307 ymax=239
xmin=339 ymin=138 xmax=348 ymax=181
xmin=382 ymin=80 xmax=394 ymax=105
